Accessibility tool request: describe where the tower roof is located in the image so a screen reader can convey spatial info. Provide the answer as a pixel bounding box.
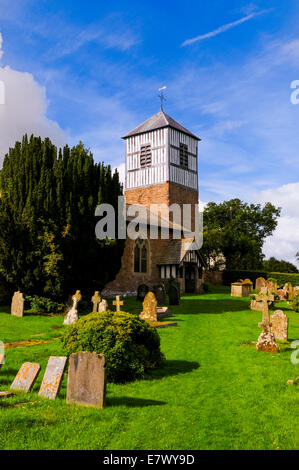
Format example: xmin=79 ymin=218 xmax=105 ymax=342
xmin=122 ymin=110 xmax=200 ymax=140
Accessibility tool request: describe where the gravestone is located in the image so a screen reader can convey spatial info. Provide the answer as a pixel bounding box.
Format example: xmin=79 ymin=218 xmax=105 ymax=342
xmin=91 ymin=291 xmax=101 ymax=312
xmin=11 ymin=291 xmax=24 ymax=317
xmin=10 ymin=362 xmax=41 ymax=392
xmin=277 ymin=289 xmax=288 ymax=301
xmin=38 ymin=356 xmax=68 ymax=400
xmin=154 ymin=284 xmax=166 ymax=305
xmin=255 ymin=277 xmax=266 ymax=291
xmin=137 ymin=284 xmax=149 ymax=302
xmin=98 ymin=299 xmax=108 ymax=312
xmin=113 ymin=295 xmax=124 ymax=312
xmin=168 ymin=283 xmax=180 ymax=305
xmin=231 ymin=282 xmax=252 ymax=297
xmin=271 ymin=310 xmax=288 ymax=342
xmin=67 ymin=352 xmax=106 ymax=408
xmin=0 ymin=353 xmax=4 ymax=370
xmin=64 ymin=290 xmax=82 ymax=325
xmin=256 ymin=301 xmax=278 ymax=353
xmin=140 ymin=292 xmax=157 ymax=322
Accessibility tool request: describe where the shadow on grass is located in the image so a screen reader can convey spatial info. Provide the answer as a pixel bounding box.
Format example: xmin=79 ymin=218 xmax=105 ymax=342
xmin=175 ymin=298 xmax=250 ymax=315
xmin=145 ymin=360 xmax=200 ymax=381
xmin=106 ymin=396 xmax=166 ymax=407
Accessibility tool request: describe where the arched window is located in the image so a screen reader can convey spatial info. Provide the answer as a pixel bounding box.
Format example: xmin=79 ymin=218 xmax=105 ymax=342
xmin=134 ymin=239 xmax=149 ymax=273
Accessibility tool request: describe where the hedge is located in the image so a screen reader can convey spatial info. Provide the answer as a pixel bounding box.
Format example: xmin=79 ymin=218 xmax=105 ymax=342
xmin=222 ymin=270 xmax=299 ymax=287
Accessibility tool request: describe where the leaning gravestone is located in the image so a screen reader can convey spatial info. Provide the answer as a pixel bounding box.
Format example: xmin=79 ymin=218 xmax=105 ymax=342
xmin=10 ymin=362 xmax=41 ymax=392
xmin=168 ymin=283 xmax=180 ymax=305
xmin=98 ymin=299 xmax=108 ymax=312
xmin=137 ymin=284 xmax=149 ymax=302
xmin=154 ymin=284 xmax=166 ymax=305
xmin=11 ymin=291 xmax=24 ymax=317
xmin=140 ymin=292 xmax=157 ymax=322
xmin=38 ymin=356 xmax=68 ymax=400
xmin=271 ymin=310 xmax=288 ymax=342
xmin=64 ymin=290 xmax=82 ymax=325
xmin=67 ymin=352 xmax=106 ymax=408
xmin=255 ymin=277 xmax=266 ymax=291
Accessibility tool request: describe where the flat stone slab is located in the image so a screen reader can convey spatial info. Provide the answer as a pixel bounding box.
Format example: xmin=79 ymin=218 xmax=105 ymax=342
xmin=39 ymin=356 xmax=68 ymax=400
xmin=150 ymin=322 xmax=178 ymax=329
xmin=67 ymin=352 xmax=106 ymax=409
xmin=10 ymin=362 xmax=41 ymax=392
xmin=0 ymin=391 xmax=13 ymax=398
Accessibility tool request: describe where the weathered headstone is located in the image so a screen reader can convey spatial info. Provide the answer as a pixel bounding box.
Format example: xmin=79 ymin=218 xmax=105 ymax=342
xmin=91 ymin=291 xmax=101 ymax=312
xmin=168 ymin=283 xmax=180 ymax=305
xmin=137 ymin=284 xmax=149 ymax=302
xmin=0 ymin=353 xmax=4 ymax=370
xmin=10 ymin=362 xmax=41 ymax=392
xmin=271 ymin=310 xmax=288 ymax=342
xmin=154 ymin=284 xmax=166 ymax=305
xmin=67 ymin=352 xmax=106 ymax=408
xmin=11 ymin=291 xmax=24 ymax=317
xmin=277 ymin=289 xmax=288 ymax=301
xmin=98 ymin=299 xmax=108 ymax=312
xmin=38 ymin=356 xmax=68 ymax=400
xmin=113 ymin=295 xmax=123 ymax=312
xmin=140 ymin=292 xmax=158 ymax=322
xmin=256 ymin=301 xmax=278 ymax=353
xmin=64 ymin=290 xmax=82 ymax=325
xmin=255 ymin=277 xmax=266 ymax=291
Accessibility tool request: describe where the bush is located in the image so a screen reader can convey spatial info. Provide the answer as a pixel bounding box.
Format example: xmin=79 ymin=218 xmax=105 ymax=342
xmin=202 ymin=283 xmax=209 ymax=293
xmin=25 ymin=295 xmax=64 ymax=314
xmin=290 ymin=295 xmax=299 ymax=313
xmin=268 ymin=272 xmax=299 ymax=288
xmin=61 ymin=310 xmax=164 ymax=383
xmin=222 ymin=270 xmax=268 ymax=286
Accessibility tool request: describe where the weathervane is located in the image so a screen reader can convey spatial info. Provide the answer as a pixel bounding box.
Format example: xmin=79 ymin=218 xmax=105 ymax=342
xmin=158 ymin=86 xmax=167 ymax=111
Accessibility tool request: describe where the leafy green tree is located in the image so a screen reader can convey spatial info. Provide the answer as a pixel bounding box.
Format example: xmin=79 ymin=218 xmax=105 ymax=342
xmin=0 ymin=135 xmax=124 ymax=299
xmin=263 ymin=257 xmax=298 ymax=273
xmin=202 ymin=199 xmax=281 ymax=270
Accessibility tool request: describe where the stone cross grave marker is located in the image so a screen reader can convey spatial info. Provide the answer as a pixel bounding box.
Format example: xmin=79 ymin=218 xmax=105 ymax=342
xmin=64 ymin=290 xmax=82 ymax=325
xmin=256 ymin=301 xmax=278 ymax=353
xmin=91 ymin=291 xmax=101 ymax=312
xmin=67 ymin=352 xmax=106 ymax=408
xmin=271 ymin=310 xmax=288 ymax=342
xmin=11 ymin=291 xmax=24 ymax=317
xmin=140 ymin=291 xmax=157 ymax=322
xmin=10 ymin=362 xmax=41 ymax=392
xmin=113 ymin=295 xmax=123 ymax=312
xmin=38 ymin=356 xmax=68 ymax=400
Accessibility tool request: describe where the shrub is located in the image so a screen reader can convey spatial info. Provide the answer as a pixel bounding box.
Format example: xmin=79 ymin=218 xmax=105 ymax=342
xmin=268 ymin=272 xmax=299 ymax=288
xmin=61 ymin=310 xmax=164 ymax=383
xmin=290 ymin=295 xmax=299 ymax=313
xmin=202 ymin=283 xmax=209 ymax=293
xmin=25 ymin=295 xmax=64 ymax=314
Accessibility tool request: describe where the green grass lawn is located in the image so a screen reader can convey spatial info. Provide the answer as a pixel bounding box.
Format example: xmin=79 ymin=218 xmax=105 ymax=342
xmin=1 ymin=287 xmax=299 ymax=450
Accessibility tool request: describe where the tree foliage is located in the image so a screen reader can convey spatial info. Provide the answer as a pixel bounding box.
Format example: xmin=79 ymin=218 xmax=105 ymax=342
xmin=202 ymin=199 xmax=281 ymax=270
xmin=263 ymin=257 xmax=298 ymax=273
xmin=0 ymin=134 xmax=124 ymax=299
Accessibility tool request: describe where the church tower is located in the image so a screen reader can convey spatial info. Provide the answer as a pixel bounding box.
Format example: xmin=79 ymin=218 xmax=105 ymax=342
xmin=123 ymin=109 xmax=200 ymax=216
xmin=102 ymin=109 xmax=204 ymax=297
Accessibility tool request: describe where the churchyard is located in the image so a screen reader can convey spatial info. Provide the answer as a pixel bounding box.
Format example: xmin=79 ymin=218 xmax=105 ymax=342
xmin=1 ymin=285 xmax=299 ymax=450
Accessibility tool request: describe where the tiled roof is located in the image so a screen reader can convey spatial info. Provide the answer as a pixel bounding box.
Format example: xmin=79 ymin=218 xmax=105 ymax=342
xmin=157 ymin=238 xmax=196 ymax=265
xmin=122 ymin=110 xmax=200 ymax=140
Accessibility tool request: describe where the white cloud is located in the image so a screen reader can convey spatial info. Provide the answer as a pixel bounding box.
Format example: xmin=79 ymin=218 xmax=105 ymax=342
xmin=0 ymin=35 xmax=67 ymax=163
xmin=181 ymin=9 xmax=272 ymax=46
xmin=257 ymin=183 xmax=299 ymax=267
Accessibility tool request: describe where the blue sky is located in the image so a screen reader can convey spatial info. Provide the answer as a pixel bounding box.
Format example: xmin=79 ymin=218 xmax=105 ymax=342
xmin=0 ymin=0 xmax=299 ymax=264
